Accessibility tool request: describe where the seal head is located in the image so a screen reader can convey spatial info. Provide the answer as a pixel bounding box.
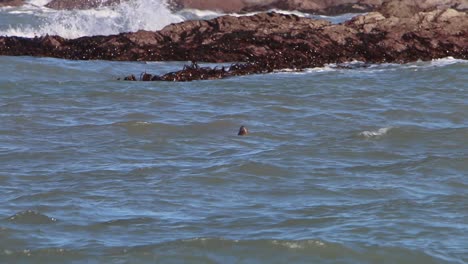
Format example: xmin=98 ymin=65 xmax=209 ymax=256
xmin=238 ymin=126 xmax=248 ymax=136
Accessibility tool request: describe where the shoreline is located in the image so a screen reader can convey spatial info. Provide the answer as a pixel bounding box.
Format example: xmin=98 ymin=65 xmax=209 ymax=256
xmin=0 ymin=3 xmax=467 ymax=81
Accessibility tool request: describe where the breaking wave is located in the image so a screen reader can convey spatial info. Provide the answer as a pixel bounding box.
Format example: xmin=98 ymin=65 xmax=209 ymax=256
xmin=359 ymin=127 xmax=393 ymax=138
xmin=0 ymin=0 xmax=362 ymax=38
xmin=0 ymin=0 xmax=183 ymax=38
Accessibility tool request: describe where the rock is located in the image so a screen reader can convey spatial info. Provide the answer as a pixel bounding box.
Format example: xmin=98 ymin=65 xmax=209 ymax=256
xmin=42 ymin=0 xmax=468 ymax=16
xmin=378 ymin=0 xmax=468 ymax=18
xmin=171 ymin=0 xmax=467 ymax=15
xmin=0 ymin=0 xmax=24 ymax=7
xmin=242 ymin=0 xmax=384 ymax=15
xmin=140 ymin=72 xmax=153 ymax=81
xmin=169 ymin=0 xmax=248 ymax=13
xmin=45 ymin=0 xmax=121 ymax=10
xmin=0 ymin=10 xmax=467 ymax=81
xmin=123 ymin=74 xmax=136 ymax=81
xmin=169 ymin=0 xmax=384 ymax=15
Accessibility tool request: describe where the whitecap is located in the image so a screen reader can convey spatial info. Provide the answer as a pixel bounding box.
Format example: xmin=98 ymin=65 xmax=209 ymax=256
xmin=359 ymin=127 xmax=392 ymax=138
xmin=271 ymin=240 xmax=326 ymax=249
xmin=26 ymin=0 xmax=53 ymax=7
xmin=430 ymin=57 xmax=467 ymax=67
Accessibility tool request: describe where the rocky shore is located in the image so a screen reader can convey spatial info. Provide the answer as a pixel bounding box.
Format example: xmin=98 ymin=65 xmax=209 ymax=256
xmin=167 ymin=0 xmax=384 ymax=14
xmin=4 ymin=0 xmax=468 ymax=14
xmin=0 ymin=2 xmax=467 ymax=81
xmin=0 ymin=0 xmax=24 ymax=7
xmin=44 ymin=0 xmax=121 ymax=10
xmin=43 ymin=0 xmax=468 ymax=15
xmin=43 ymin=0 xmax=382 ymax=13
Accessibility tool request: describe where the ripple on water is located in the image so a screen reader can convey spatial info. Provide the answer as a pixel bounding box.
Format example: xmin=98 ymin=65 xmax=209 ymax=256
xmin=6 ymin=210 xmax=57 ymax=225
xmin=104 ymin=238 xmax=449 ymax=263
xmin=0 ymin=55 xmax=466 ymax=264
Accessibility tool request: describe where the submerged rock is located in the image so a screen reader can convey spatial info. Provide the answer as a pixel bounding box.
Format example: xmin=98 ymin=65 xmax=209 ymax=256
xmin=0 ymin=7 xmax=467 ymax=81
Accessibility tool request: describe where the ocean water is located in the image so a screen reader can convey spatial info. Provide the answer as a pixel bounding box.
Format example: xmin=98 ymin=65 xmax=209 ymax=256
xmin=1 ymin=1 xmax=468 ymax=264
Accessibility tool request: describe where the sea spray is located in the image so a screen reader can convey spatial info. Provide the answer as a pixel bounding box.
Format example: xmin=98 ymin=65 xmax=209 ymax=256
xmin=359 ymin=127 xmax=393 ymax=138
xmin=1 ymin=0 xmax=360 ymax=38
xmin=0 ymin=0 xmax=183 ymax=38
xmin=27 ymin=0 xmax=52 ymax=7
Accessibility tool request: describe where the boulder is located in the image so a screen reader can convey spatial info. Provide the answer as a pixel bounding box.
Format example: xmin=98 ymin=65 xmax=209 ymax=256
xmin=378 ymin=0 xmax=468 ymax=18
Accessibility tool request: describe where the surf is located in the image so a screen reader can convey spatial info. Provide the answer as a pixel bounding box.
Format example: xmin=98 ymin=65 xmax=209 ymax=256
xmin=0 ymin=0 xmax=183 ymax=38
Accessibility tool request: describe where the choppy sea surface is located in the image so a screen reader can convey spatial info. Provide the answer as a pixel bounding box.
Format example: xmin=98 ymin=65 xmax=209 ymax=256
xmin=1 ymin=1 xmax=467 ymax=263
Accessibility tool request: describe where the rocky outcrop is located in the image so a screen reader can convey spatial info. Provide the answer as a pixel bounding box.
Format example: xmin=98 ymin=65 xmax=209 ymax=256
xmin=203 ymin=0 xmax=384 ymax=14
xmin=0 ymin=0 xmax=24 ymax=7
xmin=377 ymin=0 xmax=468 ymax=17
xmin=172 ymin=0 xmax=468 ymax=14
xmin=43 ymin=0 xmax=468 ymax=16
xmin=170 ymin=0 xmax=468 ymax=14
xmin=0 ymin=7 xmax=467 ymax=81
xmin=43 ymin=0 xmax=383 ymax=14
xmin=168 ymin=0 xmax=250 ymax=13
xmin=45 ymin=0 xmax=121 ymax=9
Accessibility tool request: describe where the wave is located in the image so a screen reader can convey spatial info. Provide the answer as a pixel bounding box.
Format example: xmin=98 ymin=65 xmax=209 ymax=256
xmin=6 ymin=210 xmax=57 ymax=224
xmin=294 ymin=57 xmax=468 ymax=76
xmin=175 ymin=8 xmax=360 ymax=24
xmin=0 ymin=0 xmax=183 ymax=38
xmin=27 ymin=0 xmax=52 ymax=6
xmin=111 ymin=119 xmax=243 ymax=138
xmin=0 ymin=238 xmax=450 ymax=263
xmin=359 ymin=127 xmax=393 ymax=138
xmin=0 ymin=0 xmax=363 ymax=39
xmin=358 ymin=125 xmax=468 ymax=139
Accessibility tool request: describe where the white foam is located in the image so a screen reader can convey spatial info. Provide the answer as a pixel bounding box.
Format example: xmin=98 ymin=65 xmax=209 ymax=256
xmin=0 ymin=0 xmax=183 ymax=38
xmin=271 ymin=240 xmax=326 ymax=249
xmin=176 ymin=8 xmax=223 ymax=20
xmin=305 ymin=65 xmax=336 ymax=73
xmin=176 ymin=8 xmax=359 ymax=24
xmin=359 ymin=127 xmax=392 ymax=138
xmin=26 ymin=0 xmax=52 ymax=7
xmin=430 ymin=57 xmax=467 ymax=67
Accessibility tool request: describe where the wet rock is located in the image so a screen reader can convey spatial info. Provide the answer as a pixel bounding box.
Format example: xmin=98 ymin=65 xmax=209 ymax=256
xmin=41 ymin=0 xmax=468 ymax=16
xmin=123 ymin=74 xmax=136 ymax=81
xmin=140 ymin=72 xmax=153 ymax=81
xmin=242 ymin=0 xmax=384 ymax=15
xmin=168 ymin=0 xmax=384 ymax=15
xmin=1 ymin=9 xmax=467 ymax=81
xmin=0 ymin=0 xmax=24 ymax=7
xmin=170 ymin=0 xmax=467 ymax=15
xmin=377 ymin=0 xmax=468 ymax=18
xmin=169 ymin=0 xmax=248 ymax=13
xmin=45 ymin=0 xmax=121 ymax=10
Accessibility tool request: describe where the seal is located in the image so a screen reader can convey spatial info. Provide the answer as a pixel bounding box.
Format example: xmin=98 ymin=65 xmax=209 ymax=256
xmin=238 ymin=126 xmax=248 ymax=136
